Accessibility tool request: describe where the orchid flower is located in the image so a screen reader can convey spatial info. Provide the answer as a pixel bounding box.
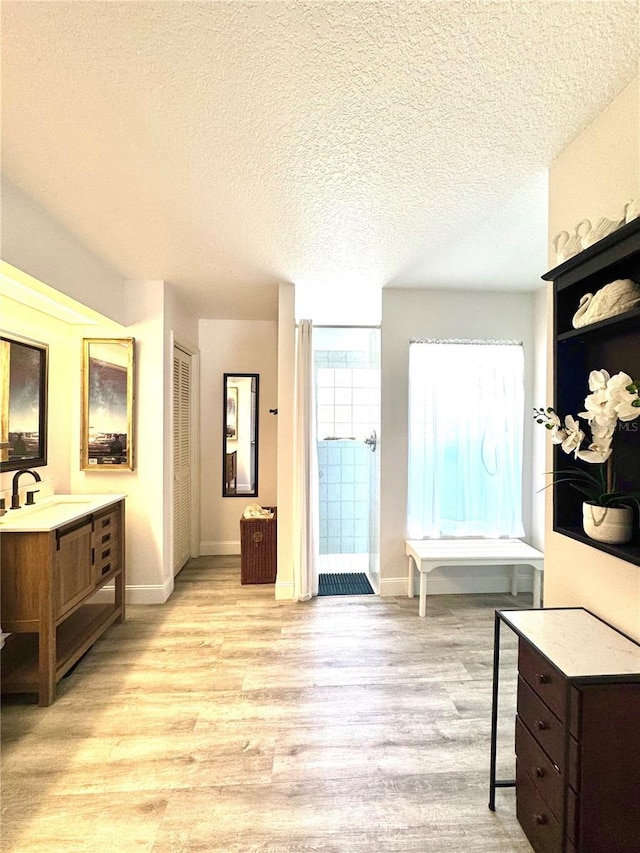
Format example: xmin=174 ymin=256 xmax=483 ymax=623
xmin=534 ymin=368 xmax=640 ymax=505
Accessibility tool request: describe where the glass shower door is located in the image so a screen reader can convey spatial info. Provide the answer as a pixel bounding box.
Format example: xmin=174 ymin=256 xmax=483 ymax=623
xmin=314 ymin=327 xmax=380 ymax=590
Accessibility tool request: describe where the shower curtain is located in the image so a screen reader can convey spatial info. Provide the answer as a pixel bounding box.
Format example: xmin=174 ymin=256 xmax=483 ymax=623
xmin=292 ymin=319 xmax=319 ymax=600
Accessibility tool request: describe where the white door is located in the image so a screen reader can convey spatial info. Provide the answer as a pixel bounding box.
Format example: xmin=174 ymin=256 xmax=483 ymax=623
xmin=173 ymin=345 xmax=192 ymax=575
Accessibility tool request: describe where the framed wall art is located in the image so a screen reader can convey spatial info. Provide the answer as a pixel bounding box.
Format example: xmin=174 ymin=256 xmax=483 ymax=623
xmin=81 ymin=338 xmax=135 ymax=471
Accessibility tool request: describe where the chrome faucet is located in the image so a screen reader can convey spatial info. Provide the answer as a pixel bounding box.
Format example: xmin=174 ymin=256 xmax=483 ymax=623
xmin=11 ymin=469 xmax=42 ymax=510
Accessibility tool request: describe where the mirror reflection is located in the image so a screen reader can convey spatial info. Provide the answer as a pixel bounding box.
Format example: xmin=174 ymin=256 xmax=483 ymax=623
xmin=1 ymin=333 xmax=48 ymax=473
xmin=223 ymin=373 xmax=258 ymax=496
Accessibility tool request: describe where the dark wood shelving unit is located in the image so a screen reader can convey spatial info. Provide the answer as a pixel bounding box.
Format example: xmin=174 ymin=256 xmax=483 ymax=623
xmin=542 ymin=217 xmax=640 ymax=565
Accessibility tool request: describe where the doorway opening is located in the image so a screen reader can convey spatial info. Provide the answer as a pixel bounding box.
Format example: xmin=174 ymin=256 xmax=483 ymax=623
xmin=313 ymin=326 xmax=381 ymax=594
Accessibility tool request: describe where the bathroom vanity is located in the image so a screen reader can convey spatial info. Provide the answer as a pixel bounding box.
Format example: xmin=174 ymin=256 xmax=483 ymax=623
xmin=1 ymin=494 xmax=126 ymax=706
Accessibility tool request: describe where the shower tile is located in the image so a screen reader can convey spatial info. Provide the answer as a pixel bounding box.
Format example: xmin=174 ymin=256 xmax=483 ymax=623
xmin=341 ymin=518 xmax=355 ymax=537
xmin=355 ymin=518 xmax=369 ymax=538
xmin=334 ymin=369 xmax=352 ymax=388
xmin=327 ymin=483 xmax=342 ymax=502
xmin=355 ymin=482 xmax=369 ymax=501
xmin=341 ymin=537 xmax=355 ymax=553
xmin=340 ymin=482 xmax=355 ymax=501
xmin=341 ymin=465 xmax=355 ymax=484
xmin=316 ymin=387 xmax=334 ymax=405
xmin=355 ymin=501 xmax=369 ymax=519
xmin=354 ymin=536 xmax=368 ymax=552
xmin=328 ymin=519 xmax=341 ymax=538
xmin=341 ymin=502 xmax=355 ymax=520
xmin=327 ymin=537 xmax=341 ymax=553
xmin=327 ymin=465 xmax=341 ymax=484
xmin=327 ymin=501 xmax=341 ymax=520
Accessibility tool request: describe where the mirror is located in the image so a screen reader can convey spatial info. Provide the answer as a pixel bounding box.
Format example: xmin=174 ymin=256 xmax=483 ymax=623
xmin=223 ymin=373 xmax=258 ymax=496
xmin=81 ymin=338 xmax=135 ymax=470
xmin=0 ymin=333 xmax=48 ymax=472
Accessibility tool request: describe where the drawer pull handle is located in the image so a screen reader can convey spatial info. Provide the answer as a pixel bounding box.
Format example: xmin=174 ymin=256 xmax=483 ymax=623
xmin=101 ymin=563 xmax=111 ymax=576
xmin=101 ymin=533 xmax=111 ymax=544
xmin=533 ymin=766 xmax=545 ymax=778
xmin=101 ymin=548 xmax=111 ymax=560
xmin=537 ymin=673 xmax=550 ymax=685
xmin=533 ymin=813 xmax=547 ymax=826
xmin=536 ymin=719 xmax=549 ymax=731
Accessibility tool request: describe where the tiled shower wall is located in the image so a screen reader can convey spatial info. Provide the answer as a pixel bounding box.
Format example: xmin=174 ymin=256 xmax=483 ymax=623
xmin=315 ymin=342 xmax=380 ymax=556
xmin=317 ymin=439 xmax=371 ymax=554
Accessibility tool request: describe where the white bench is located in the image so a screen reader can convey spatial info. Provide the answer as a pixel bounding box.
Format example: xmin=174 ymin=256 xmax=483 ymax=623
xmin=405 ymin=539 xmax=544 ymax=617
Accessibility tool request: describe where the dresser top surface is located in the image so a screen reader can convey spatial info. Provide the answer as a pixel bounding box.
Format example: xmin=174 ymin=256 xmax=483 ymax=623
xmin=499 ymin=607 xmax=640 ymax=679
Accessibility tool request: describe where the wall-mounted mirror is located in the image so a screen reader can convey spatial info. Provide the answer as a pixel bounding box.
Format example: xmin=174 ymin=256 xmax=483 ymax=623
xmin=223 ymin=373 xmax=258 ymax=496
xmin=0 ymin=333 xmax=48 ymax=472
xmin=81 ymin=338 xmax=135 ymax=471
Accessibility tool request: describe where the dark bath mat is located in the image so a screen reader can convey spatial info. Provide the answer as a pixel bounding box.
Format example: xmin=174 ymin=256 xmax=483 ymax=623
xmin=318 ymin=573 xmax=374 ymax=596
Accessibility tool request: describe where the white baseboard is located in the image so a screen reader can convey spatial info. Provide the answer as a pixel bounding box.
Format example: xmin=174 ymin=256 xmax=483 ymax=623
xmin=92 ymin=577 xmax=174 ymax=605
xmin=200 ymin=540 xmax=241 ymax=556
xmin=275 ymin=580 xmax=294 ymax=600
xmin=380 ymin=566 xmax=535 ymax=598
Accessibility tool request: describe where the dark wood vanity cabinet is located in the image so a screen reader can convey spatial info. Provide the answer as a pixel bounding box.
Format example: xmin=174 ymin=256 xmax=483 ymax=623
xmin=1 ymin=499 xmax=125 ymax=706
xmin=492 ymin=608 xmax=640 ymax=853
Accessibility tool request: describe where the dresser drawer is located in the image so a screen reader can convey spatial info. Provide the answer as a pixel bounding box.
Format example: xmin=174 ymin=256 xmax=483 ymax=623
xmin=519 ymin=638 xmax=566 ymax=720
xmin=516 ymin=765 xmax=563 ymax=853
xmin=518 ymin=676 xmax=565 ymax=770
xmin=515 ymin=717 xmax=563 ymax=821
xmin=92 ymin=539 xmax=120 ymax=584
xmin=92 ymin=508 xmax=120 ymax=548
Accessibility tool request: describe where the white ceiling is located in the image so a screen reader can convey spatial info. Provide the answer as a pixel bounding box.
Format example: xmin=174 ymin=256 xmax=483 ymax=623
xmin=2 ymin=1 xmax=639 ymax=323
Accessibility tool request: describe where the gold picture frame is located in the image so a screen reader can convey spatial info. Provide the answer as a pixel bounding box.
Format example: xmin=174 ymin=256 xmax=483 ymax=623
xmin=81 ymin=338 xmax=135 ymax=471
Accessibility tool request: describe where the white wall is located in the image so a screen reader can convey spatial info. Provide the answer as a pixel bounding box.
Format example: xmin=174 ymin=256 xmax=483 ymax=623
xmin=1 ymin=180 xmax=199 ymax=603
xmin=379 ymin=287 xmax=540 ymax=597
xmin=199 ymin=318 xmax=278 ymax=555
xmin=546 ymin=76 xmax=640 ymax=641
xmin=275 ymin=283 xmax=295 ymax=599
xmin=1 ymin=177 xmax=126 ymax=324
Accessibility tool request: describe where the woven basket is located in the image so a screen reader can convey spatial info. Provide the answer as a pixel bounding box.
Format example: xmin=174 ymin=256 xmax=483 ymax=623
xmin=240 ymin=507 xmax=277 ymax=584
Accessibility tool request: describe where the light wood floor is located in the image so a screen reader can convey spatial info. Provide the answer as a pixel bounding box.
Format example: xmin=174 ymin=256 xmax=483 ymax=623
xmin=1 ymin=556 xmax=533 ymax=853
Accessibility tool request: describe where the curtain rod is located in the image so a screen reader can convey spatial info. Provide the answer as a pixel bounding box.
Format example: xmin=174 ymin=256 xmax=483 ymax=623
xmin=410 ymin=338 xmax=522 ymax=345
xmin=296 ymin=323 xmax=381 ymax=330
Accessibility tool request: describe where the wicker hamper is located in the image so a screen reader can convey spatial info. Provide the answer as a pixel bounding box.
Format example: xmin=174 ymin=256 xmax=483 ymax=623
xmin=240 ymin=507 xmax=277 ymax=584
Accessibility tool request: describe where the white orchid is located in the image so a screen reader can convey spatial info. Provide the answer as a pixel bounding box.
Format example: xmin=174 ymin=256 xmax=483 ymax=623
xmin=534 ymin=368 xmax=640 ymax=506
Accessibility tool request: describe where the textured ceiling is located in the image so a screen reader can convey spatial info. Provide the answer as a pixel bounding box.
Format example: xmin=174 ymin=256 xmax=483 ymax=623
xmin=2 ymin=1 xmax=639 ymax=322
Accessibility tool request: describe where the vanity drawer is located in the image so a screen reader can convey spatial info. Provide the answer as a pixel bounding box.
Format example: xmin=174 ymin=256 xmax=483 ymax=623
xmin=518 ymin=676 xmax=565 ymax=770
xmin=515 ymin=717 xmax=563 ymax=821
xmin=91 ymin=508 xmax=120 ymax=548
xmin=516 ymin=765 xmax=563 ymax=853
xmin=519 ymin=638 xmax=566 ymax=720
xmin=92 ymin=539 xmax=120 ymax=583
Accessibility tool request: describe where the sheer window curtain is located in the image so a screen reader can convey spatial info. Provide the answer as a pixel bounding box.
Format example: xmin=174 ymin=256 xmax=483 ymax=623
xmin=407 ymin=341 xmax=525 ymax=540
xmin=292 ymin=320 xmax=319 ymax=600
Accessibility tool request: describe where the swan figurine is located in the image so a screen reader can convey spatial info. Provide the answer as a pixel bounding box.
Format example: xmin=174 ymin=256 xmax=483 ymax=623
xmin=625 ymin=198 xmax=640 ymax=224
xmin=572 ymin=278 xmax=640 ymax=328
xmin=553 ymin=228 xmax=584 ymax=263
xmin=581 ymin=214 xmax=625 ymax=249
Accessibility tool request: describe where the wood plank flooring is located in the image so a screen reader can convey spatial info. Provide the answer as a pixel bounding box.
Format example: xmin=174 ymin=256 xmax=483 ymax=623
xmin=1 ymin=556 xmax=533 ymax=852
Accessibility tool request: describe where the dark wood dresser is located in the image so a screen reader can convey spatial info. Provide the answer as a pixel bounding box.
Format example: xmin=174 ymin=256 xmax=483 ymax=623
xmin=489 ymin=608 xmax=640 ymax=853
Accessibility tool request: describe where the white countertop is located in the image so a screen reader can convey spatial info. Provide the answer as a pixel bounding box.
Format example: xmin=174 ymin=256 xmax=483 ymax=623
xmin=500 ymin=607 xmax=640 ymax=679
xmin=0 ymin=494 xmax=126 ymax=532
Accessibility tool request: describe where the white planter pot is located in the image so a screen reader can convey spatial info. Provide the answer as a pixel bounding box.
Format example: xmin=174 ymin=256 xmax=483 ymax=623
xmin=582 ymin=502 xmax=634 ymax=545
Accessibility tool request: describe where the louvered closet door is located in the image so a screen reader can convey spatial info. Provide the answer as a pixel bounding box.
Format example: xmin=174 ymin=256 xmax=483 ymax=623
xmin=173 ymin=346 xmax=192 ymax=575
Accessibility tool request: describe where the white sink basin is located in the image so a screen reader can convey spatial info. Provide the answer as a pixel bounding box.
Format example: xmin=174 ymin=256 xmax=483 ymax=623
xmin=0 ymin=494 xmax=126 ymax=532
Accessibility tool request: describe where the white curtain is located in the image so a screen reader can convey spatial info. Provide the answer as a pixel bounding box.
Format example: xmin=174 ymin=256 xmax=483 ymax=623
xmin=407 ymin=341 xmax=525 ymax=539
xmin=292 ymin=320 xmax=319 ymax=600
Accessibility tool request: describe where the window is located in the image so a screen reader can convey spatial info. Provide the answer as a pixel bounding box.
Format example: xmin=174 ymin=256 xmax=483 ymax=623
xmin=407 ymin=341 xmax=525 ymax=539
